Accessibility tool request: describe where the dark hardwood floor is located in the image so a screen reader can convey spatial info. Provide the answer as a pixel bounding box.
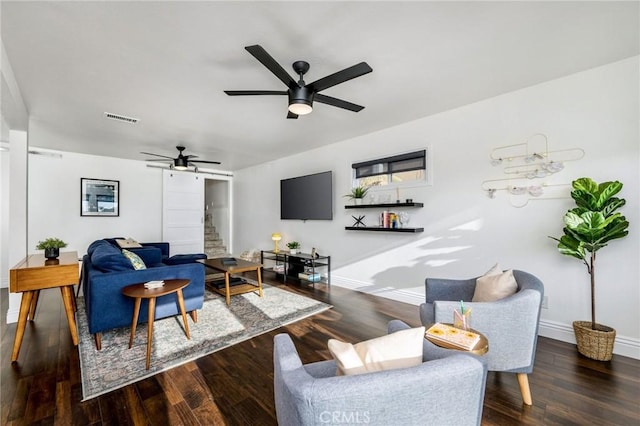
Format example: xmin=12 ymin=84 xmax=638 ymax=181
xmin=2 ymin=278 xmax=639 ymax=425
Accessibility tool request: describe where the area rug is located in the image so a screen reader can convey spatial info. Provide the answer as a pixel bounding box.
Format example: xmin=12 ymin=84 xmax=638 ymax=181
xmin=77 ymin=284 xmax=331 ymax=401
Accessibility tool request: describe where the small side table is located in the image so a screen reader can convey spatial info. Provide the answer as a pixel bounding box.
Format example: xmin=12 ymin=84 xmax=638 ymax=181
xmin=122 ymin=279 xmax=191 ymax=370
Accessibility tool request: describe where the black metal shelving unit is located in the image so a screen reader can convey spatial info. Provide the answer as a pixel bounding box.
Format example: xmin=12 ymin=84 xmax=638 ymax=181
xmin=260 ymin=250 xmax=330 ymax=286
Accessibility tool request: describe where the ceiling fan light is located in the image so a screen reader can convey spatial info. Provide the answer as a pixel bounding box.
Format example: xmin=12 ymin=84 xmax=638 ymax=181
xmin=288 ymin=101 xmax=313 ymax=115
xmin=288 ymin=86 xmax=314 ymax=115
xmin=174 ymin=157 xmax=189 ymax=170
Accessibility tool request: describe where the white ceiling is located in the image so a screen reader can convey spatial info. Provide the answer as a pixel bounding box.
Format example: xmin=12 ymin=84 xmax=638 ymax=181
xmin=2 ymin=1 xmax=638 ymax=171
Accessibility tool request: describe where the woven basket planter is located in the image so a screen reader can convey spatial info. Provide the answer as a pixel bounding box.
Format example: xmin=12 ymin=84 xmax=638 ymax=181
xmin=573 ymin=321 xmax=616 ymax=361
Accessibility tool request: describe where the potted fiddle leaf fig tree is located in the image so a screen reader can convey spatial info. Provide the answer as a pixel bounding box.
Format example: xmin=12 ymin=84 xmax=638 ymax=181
xmin=36 ymin=237 xmax=68 ymax=260
xmin=549 ymin=177 xmax=629 ymax=361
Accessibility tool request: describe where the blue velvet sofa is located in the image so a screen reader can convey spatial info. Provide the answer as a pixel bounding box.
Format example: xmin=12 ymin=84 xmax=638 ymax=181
xmin=82 ymin=239 xmax=206 ymax=350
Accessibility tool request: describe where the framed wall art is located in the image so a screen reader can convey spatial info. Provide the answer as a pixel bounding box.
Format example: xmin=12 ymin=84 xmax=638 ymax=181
xmin=81 ymin=178 xmax=119 ymax=216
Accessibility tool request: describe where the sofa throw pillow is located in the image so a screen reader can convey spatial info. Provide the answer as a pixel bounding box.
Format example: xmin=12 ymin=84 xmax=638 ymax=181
xmin=116 ymin=238 xmax=143 ymax=249
xmin=122 ymin=249 xmax=147 ymax=270
xmin=472 ymin=269 xmax=518 ymax=302
xmin=328 ymin=326 xmax=425 ymax=376
xmin=87 ymin=239 xmax=111 ymax=256
xmin=91 ymin=244 xmax=134 ymax=272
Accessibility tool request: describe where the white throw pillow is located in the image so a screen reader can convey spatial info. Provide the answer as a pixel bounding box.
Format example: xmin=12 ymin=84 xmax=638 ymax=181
xmin=472 ymin=269 xmax=518 ymax=302
xmin=483 ymin=263 xmax=502 ymax=277
xmin=328 ymin=326 xmax=425 ymax=376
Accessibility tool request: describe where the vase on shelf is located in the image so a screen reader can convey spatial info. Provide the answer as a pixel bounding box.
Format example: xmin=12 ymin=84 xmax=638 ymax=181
xmin=290 ymin=249 xmax=298 ymax=255
xmin=398 ymin=212 xmax=410 ymax=228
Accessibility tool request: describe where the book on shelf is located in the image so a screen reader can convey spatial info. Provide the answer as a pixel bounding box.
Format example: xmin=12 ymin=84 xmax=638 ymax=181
xmin=209 ymin=276 xmax=246 ymax=289
xmin=425 ymin=322 xmax=481 ymax=351
xmin=298 ymin=272 xmax=321 ymax=282
xmin=272 ymin=264 xmax=285 ymax=273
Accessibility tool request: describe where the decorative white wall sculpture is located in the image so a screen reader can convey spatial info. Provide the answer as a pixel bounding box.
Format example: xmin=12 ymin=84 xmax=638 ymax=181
xmin=481 ymin=133 xmax=584 ymax=207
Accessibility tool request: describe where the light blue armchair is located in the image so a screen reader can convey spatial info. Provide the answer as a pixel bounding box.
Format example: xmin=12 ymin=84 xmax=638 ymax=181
xmin=419 ymin=269 xmax=544 ymax=405
xmin=273 ymin=321 xmax=487 ymax=426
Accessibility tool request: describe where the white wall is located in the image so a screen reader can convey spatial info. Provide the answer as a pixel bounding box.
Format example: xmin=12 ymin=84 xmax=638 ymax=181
xmin=0 ymin=120 xmax=9 ymax=288
xmin=234 ymin=57 xmax=639 ymax=358
xmin=27 ymin=149 xmax=164 ymax=256
xmin=6 ymin=131 xmax=28 ymax=322
xmin=1 ymin=35 xmax=29 ymax=290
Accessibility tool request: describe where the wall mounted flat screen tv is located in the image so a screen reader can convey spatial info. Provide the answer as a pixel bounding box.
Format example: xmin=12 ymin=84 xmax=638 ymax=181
xmin=281 ymin=171 xmax=333 ymax=220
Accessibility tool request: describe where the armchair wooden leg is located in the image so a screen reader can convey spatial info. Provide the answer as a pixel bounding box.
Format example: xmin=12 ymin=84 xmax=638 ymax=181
xmin=94 ymin=333 xmax=102 ymax=351
xmin=189 ymin=310 xmax=198 ymax=323
xmin=517 ymin=373 xmax=532 ymax=405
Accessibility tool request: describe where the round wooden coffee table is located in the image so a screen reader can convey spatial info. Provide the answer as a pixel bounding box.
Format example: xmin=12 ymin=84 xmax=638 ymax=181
xmin=122 ymin=279 xmax=191 ymax=370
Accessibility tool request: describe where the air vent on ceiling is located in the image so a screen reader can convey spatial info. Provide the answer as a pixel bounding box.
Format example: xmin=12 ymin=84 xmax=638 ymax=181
xmin=104 ymin=112 xmax=139 ymax=124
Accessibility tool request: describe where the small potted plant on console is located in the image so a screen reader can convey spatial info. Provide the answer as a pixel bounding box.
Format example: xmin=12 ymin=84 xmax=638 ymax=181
xmin=36 ymin=237 xmax=68 ymax=260
xmin=286 ymin=241 xmax=300 ymax=255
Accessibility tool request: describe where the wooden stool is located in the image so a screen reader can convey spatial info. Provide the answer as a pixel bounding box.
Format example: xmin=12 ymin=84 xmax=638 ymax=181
xmin=122 ymin=279 xmax=191 ymax=370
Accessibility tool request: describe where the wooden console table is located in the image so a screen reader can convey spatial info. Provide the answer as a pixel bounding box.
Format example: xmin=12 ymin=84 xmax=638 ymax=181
xmin=9 ymin=251 xmax=80 ymax=362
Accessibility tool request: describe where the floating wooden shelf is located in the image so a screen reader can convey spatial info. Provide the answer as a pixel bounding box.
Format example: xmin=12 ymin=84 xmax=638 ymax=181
xmin=344 ymin=226 xmax=424 ymax=233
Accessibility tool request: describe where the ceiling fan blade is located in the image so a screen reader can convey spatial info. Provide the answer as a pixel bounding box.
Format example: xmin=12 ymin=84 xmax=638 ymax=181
xmin=145 ymin=159 xmax=172 ymax=162
xmin=307 ymin=62 xmax=372 ymax=93
xmin=315 ymin=94 xmax=365 ymax=112
xmin=245 ymin=45 xmax=298 ymax=89
xmin=224 ymin=90 xmax=287 ymax=96
xmin=140 ymin=151 xmax=174 ymax=159
xmin=287 ymin=111 xmax=299 ymax=119
xmin=183 ymin=154 xmax=198 ymax=159
xmin=190 ymin=160 xmax=221 ymax=165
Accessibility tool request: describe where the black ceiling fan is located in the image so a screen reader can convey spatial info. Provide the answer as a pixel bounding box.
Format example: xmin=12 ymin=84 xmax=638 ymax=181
xmin=224 ymin=45 xmax=372 ymax=119
xmin=141 ymin=146 xmax=220 ymax=171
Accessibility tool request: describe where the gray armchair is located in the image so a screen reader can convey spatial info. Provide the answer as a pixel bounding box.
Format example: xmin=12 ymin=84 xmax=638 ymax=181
xmin=419 ymin=269 xmax=544 ymax=405
xmin=273 ymin=321 xmax=487 ymax=426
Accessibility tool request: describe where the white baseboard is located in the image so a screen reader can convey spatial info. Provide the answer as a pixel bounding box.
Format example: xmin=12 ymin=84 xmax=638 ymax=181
xmin=332 ymin=275 xmax=640 ymax=360
xmin=5 ymin=292 xmax=22 ymax=324
xmin=539 ymin=319 xmax=640 ymax=360
xmin=6 ymin=305 xmax=19 ymax=323
xmin=331 ymin=275 xmax=424 ymax=306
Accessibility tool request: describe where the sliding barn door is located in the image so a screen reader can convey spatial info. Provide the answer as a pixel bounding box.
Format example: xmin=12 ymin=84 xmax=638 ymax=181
xmin=162 ymin=170 xmax=204 ymax=255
